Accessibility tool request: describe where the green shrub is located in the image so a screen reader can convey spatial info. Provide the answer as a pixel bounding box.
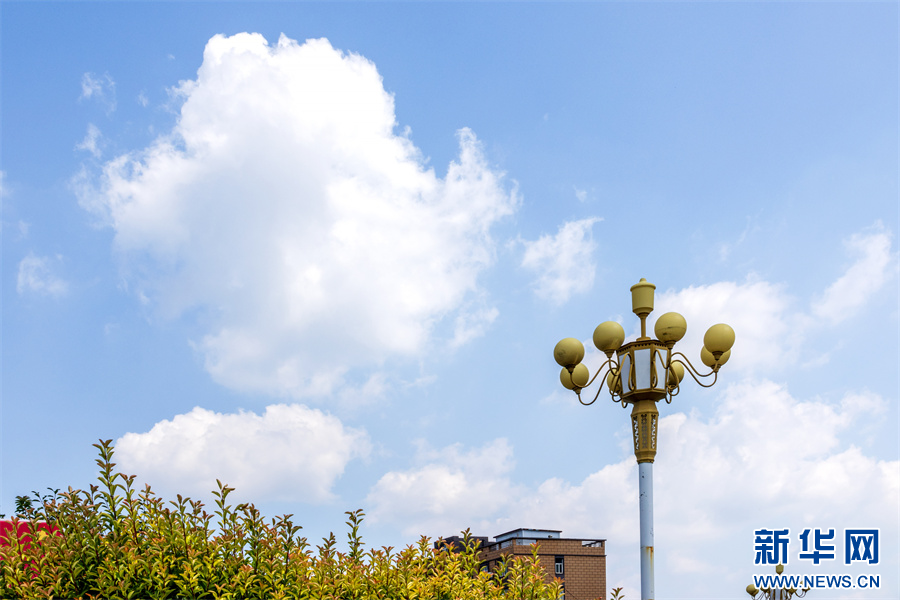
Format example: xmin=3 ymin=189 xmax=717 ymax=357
xmin=0 ymin=440 xmax=562 ymax=599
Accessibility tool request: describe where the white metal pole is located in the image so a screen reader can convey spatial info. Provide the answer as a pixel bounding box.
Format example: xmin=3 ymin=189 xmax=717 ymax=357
xmin=639 ymin=461 xmax=655 ymax=600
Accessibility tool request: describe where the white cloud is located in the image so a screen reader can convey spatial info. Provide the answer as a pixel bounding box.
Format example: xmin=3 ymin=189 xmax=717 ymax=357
xmin=137 ymin=91 xmax=149 ymax=107
xmin=16 ymin=253 xmax=68 ymax=297
xmin=811 ymin=223 xmax=896 ymax=323
xmin=520 ymin=217 xmax=602 ymax=305
xmin=76 ymin=123 xmax=103 ymax=158
xmin=650 ymin=382 xmax=897 ymax=596
xmin=75 ymin=33 xmax=517 ymax=398
xmin=366 ymin=382 xmax=898 ymax=598
xmin=369 ymin=257 xmax=898 ymax=596
xmin=116 ymin=403 xmax=370 ymax=503
xmin=367 ymin=439 xmax=518 ymax=536
xmin=80 ymin=72 xmax=117 ymax=114
xmin=366 ymin=434 xmax=622 ymax=555
xmin=654 ymin=278 xmax=795 ymax=375
xmin=653 ymin=223 xmax=896 ymax=377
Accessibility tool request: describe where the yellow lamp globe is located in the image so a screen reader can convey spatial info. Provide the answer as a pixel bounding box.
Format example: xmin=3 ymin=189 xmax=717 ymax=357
xmin=701 ymin=346 xmax=731 ymax=368
xmin=593 ymin=321 xmax=625 ymax=354
xmin=560 ymin=363 xmax=590 ymax=390
xmin=606 ymin=367 xmax=622 ymax=393
xmin=654 ymin=312 xmax=687 ymax=344
xmin=554 ymin=337 xmax=585 ymax=368
xmin=666 ymin=360 xmax=685 ymax=387
xmin=703 ymin=323 xmax=735 ymax=356
xmin=716 ymin=349 xmax=731 ymax=366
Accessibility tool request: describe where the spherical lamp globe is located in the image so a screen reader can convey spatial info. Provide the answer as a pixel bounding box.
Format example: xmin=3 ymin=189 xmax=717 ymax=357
xmin=606 ymin=368 xmax=622 ymax=394
xmin=666 ymin=360 xmax=685 ymax=387
xmin=654 ymin=312 xmax=687 ymax=344
xmin=560 ymin=363 xmax=590 ymax=390
xmin=554 ymin=337 xmax=585 ymax=368
xmin=703 ymin=323 xmax=735 ymax=356
xmin=593 ymin=321 xmax=625 ymax=354
xmin=701 ymin=347 xmax=731 ymax=368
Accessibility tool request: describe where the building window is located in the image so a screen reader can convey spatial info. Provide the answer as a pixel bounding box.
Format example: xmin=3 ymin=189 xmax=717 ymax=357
xmin=555 ymin=555 xmax=564 ymax=576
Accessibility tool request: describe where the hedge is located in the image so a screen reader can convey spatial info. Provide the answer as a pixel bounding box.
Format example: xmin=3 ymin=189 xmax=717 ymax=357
xmin=0 ymin=439 xmax=562 ymax=599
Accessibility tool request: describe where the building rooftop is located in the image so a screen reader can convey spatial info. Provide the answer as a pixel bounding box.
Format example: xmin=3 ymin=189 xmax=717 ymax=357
xmin=495 ymin=528 xmax=562 ymax=542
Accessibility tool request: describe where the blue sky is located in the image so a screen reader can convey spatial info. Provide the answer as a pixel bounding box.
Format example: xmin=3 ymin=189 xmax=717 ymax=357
xmin=2 ymin=2 xmax=898 ymax=598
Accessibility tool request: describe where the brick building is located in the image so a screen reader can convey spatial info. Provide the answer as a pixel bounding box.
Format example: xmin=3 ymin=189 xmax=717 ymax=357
xmin=439 ymin=528 xmax=607 ymax=600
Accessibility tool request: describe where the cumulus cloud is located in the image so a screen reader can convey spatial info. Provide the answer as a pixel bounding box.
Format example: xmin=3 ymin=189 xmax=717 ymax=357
xmin=116 ymin=403 xmax=370 ymax=503
xmin=16 ymin=253 xmax=68 ymax=297
xmin=811 ymin=223 xmax=896 ymax=323
xmin=369 ymin=256 xmax=898 ymax=597
xmin=367 ymin=439 xmax=518 ymax=536
xmin=654 ymin=278 xmax=795 ymax=375
xmin=366 ymin=435 xmax=615 ymax=546
xmin=652 ymin=223 xmax=896 ymax=376
xmin=367 ymin=383 xmax=898 ymax=598
xmin=654 ymin=383 xmax=895 ymax=595
xmin=80 ymin=72 xmax=117 ymax=114
xmin=75 ymin=33 xmax=517 ymax=398
xmin=520 ymin=217 xmax=602 ymax=305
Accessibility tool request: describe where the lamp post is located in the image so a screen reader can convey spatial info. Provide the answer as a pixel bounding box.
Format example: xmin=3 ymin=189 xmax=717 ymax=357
xmin=553 ymin=278 xmax=735 ymax=600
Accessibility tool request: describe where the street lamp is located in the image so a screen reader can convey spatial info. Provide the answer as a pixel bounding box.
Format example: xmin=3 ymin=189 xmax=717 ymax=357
xmin=553 ymin=278 xmax=735 ymax=600
xmin=746 ymin=564 xmax=810 ymax=599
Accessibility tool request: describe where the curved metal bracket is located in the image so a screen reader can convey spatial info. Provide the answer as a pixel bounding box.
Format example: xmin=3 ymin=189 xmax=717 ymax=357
xmin=572 ymin=346 xmax=727 ymax=407
xmin=670 ymin=352 xmax=720 ymax=388
xmin=574 ymin=355 xmax=619 ymax=406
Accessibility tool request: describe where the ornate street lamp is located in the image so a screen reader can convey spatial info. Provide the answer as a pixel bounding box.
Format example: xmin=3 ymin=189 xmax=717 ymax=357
xmin=746 ymin=564 xmax=811 ymax=599
xmin=553 ymin=278 xmax=735 ymax=600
